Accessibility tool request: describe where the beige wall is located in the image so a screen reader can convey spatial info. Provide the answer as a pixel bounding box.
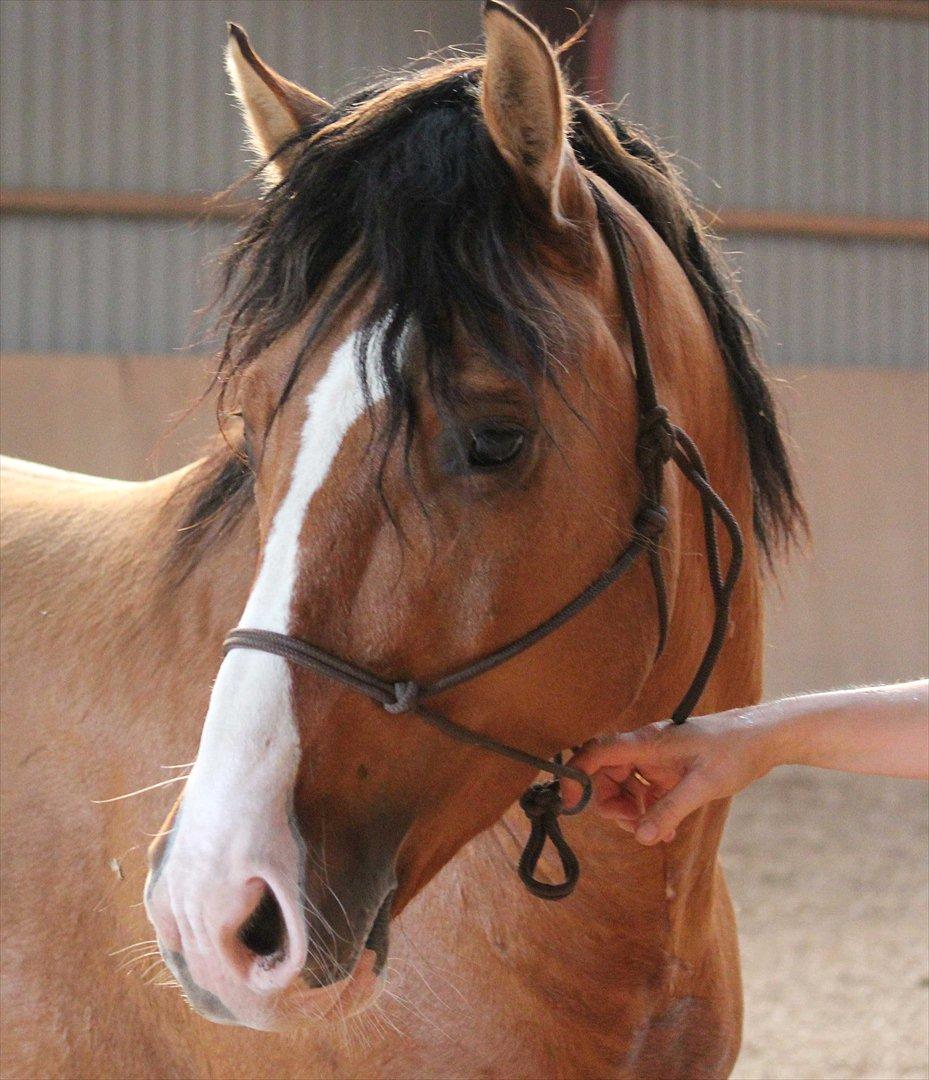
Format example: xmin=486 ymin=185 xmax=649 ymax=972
xmin=763 ymin=367 xmax=928 ymax=695
xmin=2 ymin=355 xmax=926 ymax=697
xmin=0 ymin=354 xmax=214 ymax=479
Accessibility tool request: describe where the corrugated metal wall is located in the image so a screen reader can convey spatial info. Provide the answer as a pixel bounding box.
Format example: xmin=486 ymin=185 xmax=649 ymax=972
xmin=1 ymin=0 xmax=926 ymax=366
xmin=609 ymin=0 xmax=928 ymax=368
xmin=0 ymin=0 xmax=480 ymax=355
xmin=0 ymin=213 xmax=232 ymax=355
xmin=0 ymin=0 xmax=481 ymax=193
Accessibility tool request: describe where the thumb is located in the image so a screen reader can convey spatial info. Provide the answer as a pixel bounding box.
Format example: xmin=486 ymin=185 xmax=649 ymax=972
xmin=634 ymin=768 xmax=713 ymax=844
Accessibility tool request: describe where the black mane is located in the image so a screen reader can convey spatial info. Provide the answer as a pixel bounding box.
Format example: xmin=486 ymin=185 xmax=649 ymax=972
xmin=168 ymin=60 xmax=804 ymax=577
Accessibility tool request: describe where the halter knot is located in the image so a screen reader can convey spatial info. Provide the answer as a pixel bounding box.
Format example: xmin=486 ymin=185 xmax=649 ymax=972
xmin=384 ymin=680 xmax=419 ymax=714
xmin=634 ymin=502 xmax=669 ymax=542
xmin=519 ymin=779 xmax=563 ymax=819
xmin=637 ymin=405 xmax=675 ymax=470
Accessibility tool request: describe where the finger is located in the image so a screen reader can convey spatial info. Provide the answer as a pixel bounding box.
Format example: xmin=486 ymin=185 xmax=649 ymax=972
xmin=585 ymin=771 xmax=640 ymax=823
xmin=591 ymin=769 xmax=618 ymax=806
xmin=568 ymin=732 xmax=649 ymax=778
xmin=596 ymin=782 xmax=640 ymax=817
xmin=559 ymin=773 xmax=587 ymax=811
xmin=622 ymin=774 xmax=644 ymax=816
xmin=597 ymin=803 xmax=638 ymax=832
xmin=562 ymin=761 xmax=634 ymax=810
xmin=634 ymin=770 xmax=712 ymax=845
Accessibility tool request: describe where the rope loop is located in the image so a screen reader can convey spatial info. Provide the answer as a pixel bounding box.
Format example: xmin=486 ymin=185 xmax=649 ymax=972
xmin=517 ymin=780 xmax=581 ymax=900
xmin=383 ymin=680 xmax=420 ymax=714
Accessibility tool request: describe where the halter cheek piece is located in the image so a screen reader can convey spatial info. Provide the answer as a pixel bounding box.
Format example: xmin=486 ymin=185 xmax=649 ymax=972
xmin=224 ymin=187 xmax=743 ymax=901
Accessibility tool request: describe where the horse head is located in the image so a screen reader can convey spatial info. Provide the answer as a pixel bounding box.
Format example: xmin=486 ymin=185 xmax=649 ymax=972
xmin=144 ymin=0 xmax=798 ymax=1031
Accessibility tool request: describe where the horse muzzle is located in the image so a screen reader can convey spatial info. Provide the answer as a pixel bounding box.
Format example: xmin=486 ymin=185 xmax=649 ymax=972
xmin=144 ymin=823 xmax=395 ymax=1030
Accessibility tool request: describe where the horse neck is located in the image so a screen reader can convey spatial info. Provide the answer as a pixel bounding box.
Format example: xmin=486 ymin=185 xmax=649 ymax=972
xmin=633 ymin=304 xmax=763 ymax=910
xmin=446 ymin=318 xmax=764 ymax=1013
xmin=116 ymin=473 xmax=259 ymax=741
xmin=20 ymin=465 xmax=258 ymax=759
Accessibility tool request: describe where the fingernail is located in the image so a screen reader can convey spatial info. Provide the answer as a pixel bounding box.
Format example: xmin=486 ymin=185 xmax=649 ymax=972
xmin=637 ymin=822 xmax=658 ymax=843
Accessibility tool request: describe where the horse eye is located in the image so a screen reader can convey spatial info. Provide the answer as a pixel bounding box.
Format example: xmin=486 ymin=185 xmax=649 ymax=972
xmin=467 ymin=423 xmax=526 ymax=470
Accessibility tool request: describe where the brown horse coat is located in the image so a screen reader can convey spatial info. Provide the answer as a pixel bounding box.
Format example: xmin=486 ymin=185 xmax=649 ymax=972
xmin=1 ymin=4 xmax=799 ymax=1076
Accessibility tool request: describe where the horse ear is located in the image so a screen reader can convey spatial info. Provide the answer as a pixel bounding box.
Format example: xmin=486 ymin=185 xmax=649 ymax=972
xmin=480 ymin=0 xmax=570 ymax=218
xmin=225 ymin=23 xmax=331 ymax=180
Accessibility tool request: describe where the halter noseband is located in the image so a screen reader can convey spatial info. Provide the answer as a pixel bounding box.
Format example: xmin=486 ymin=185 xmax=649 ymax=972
xmin=223 ymin=186 xmax=743 ymax=901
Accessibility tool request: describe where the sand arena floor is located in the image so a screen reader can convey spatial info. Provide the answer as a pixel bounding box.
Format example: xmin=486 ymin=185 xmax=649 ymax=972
xmin=724 ymin=766 xmax=929 ymax=1080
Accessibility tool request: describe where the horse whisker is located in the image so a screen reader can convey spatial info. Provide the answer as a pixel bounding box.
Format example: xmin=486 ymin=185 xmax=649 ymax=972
xmin=109 ymin=939 xmax=157 ymax=956
xmin=91 ymin=774 xmax=190 ymax=804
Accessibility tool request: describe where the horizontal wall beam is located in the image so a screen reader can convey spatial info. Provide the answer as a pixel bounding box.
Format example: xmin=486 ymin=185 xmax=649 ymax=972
xmin=0 ymin=187 xmax=249 ymax=222
xmin=706 ymin=207 xmax=929 ymax=244
xmin=3 ymin=186 xmax=927 ymax=245
xmin=705 ymin=0 xmax=929 ymax=20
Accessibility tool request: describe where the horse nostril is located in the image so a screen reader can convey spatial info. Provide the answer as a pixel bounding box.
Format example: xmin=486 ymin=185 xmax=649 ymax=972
xmin=238 ymin=881 xmax=287 ymax=961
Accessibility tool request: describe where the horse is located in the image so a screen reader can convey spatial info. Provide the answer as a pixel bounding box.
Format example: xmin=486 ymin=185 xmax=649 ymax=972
xmin=0 ymin=3 xmax=803 ymax=1077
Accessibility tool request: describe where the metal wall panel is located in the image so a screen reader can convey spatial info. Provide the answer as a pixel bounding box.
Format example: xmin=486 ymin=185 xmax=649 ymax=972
xmin=735 ymin=235 xmax=928 ymax=368
xmin=1 ymin=1 xmax=926 ymax=365
xmin=0 ymin=0 xmax=480 ymax=355
xmin=0 ymin=214 xmax=231 ymax=355
xmin=609 ymin=1 xmax=928 ymax=368
xmin=610 ymin=1 xmax=928 ymax=219
xmin=0 ymin=0 xmax=482 ymax=193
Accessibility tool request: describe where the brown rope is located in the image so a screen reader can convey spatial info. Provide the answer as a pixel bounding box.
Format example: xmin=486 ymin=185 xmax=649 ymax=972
xmin=222 ymin=184 xmax=743 ymax=901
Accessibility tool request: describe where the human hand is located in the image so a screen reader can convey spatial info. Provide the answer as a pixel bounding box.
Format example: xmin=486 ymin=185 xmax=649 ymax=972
xmin=562 ymin=708 xmax=777 ymax=845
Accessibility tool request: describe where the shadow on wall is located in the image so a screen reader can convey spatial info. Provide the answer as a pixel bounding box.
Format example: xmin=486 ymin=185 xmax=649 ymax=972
xmin=1 ymin=356 xmax=926 ymax=697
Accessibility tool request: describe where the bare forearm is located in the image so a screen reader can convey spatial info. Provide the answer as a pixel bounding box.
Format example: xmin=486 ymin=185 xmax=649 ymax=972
xmin=759 ymin=680 xmax=929 ymax=780
xmin=567 ymin=678 xmax=928 ymax=843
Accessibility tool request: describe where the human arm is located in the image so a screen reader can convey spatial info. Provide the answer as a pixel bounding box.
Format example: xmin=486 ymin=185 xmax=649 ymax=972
xmin=563 ymin=679 xmax=929 ymax=845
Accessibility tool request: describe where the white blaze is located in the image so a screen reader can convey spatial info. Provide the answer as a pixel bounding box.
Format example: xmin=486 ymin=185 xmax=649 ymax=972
xmin=171 ymin=332 xmax=383 ymax=885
